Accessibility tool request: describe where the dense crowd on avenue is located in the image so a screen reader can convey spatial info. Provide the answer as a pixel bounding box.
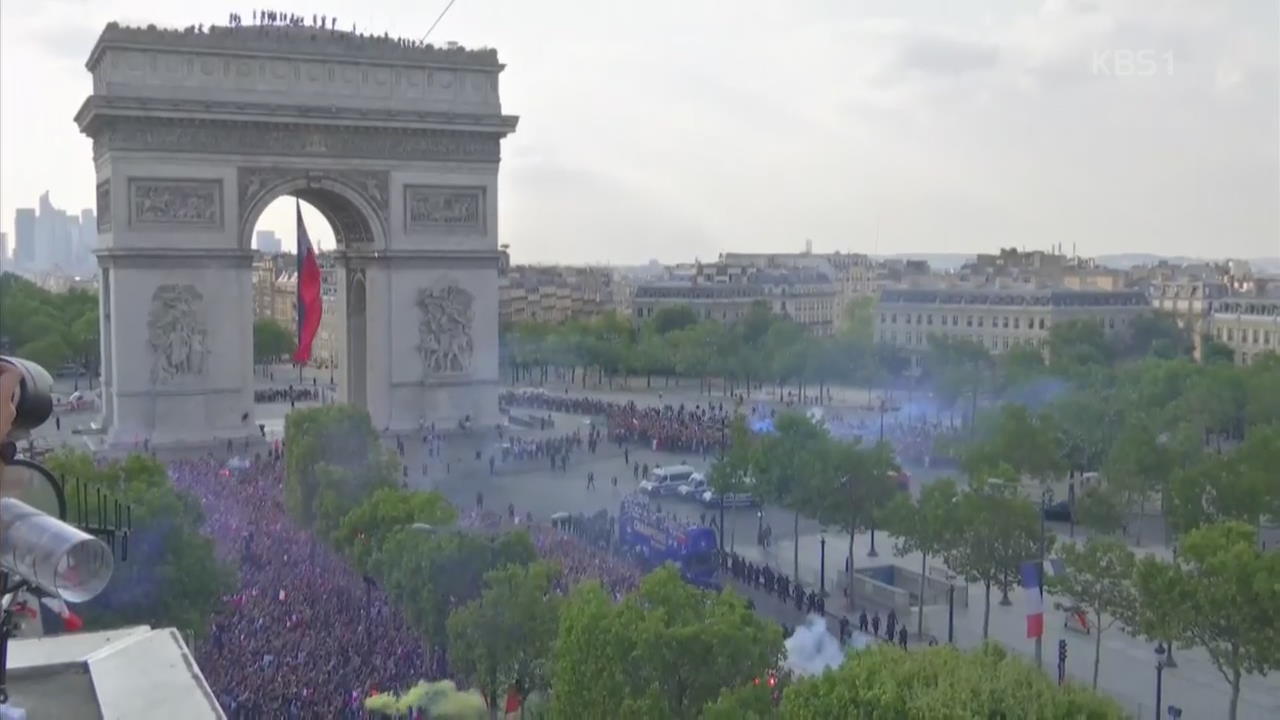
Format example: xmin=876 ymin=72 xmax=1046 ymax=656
xmin=501 ymin=389 xmax=732 ymax=455
xmin=171 ymin=457 xmax=441 ymax=719
xmin=169 ymin=453 xmax=660 ymax=718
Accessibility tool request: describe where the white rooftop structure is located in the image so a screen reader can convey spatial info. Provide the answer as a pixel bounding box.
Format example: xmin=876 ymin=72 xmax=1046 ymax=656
xmin=5 ymin=625 xmax=224 ymax=720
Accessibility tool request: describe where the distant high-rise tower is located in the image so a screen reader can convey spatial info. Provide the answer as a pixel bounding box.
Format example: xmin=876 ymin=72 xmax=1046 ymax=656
xmin=0 ymin=231 xmax=8 ymax=265
xmin=13 ymin=208 xmax=36 ymax=266
xmin=804 ymin=238 xmax=813 ymax=255
xmin=256 ymin=229 xmax=282 ymax=254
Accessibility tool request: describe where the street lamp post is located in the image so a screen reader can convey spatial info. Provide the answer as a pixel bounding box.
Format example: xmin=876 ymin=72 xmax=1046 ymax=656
xmin=947 ymin=582 xmax=955 ymax=644
xmin=1154 ymin=642 xmax=1170 ymax=720
xmin=819 ymin=535 xmax=827 ymax=596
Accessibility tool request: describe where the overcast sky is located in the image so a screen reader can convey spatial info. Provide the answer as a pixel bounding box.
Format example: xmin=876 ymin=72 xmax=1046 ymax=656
xmin=1 ymin=0 xmax=1276 ymax=263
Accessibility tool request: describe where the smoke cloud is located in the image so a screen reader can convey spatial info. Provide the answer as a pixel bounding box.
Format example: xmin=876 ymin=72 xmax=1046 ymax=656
xmin=364 ymin=680 xmax=488 ymax=719
xmin=783 ymin=614 xmax=848 ymax=677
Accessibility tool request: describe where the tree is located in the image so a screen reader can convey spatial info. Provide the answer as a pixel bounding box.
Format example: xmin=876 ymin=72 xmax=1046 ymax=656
xmin=1102 ymin=418 xmax=1174 ymax=545
xmin=43 ymin=451 xmax=231 ymax=638
xmin=253 ymin=317 xmax=296 ymax=364
xmin=1167 ymin=425 xmax=1280 ymax=534
xmin=883 ymin=478 xmax=960 ymax=637
xmin=1073 ymin=485 xmax=1126 ymax=535
xmin=780 ymin=644 xmax=1124 ymax=718
xmin=284 ymin=405 xmax=398 ymax=529
xmin=372 ymin=528 xmax=537 ymax=647
xmin=550 ymin=566 xmax=783 ymax=720
xmin=651 ymin=305 xmax=698 ymax=335
xmin=751 ymin=413 xmax=833 ymax=579
xmin=701 ymin=681 xmax=777 ymax=720
xmin=1122 ymin=312 xmax=1192 ymax=360
xmin=1047 ymin=537 xmax=1137 ymax=690
xmin=0 ymin=273 xmax=100 ymax=373
xmin=945 ymin=485 xmax=1044 ymax=638
xmin=447 ymin=561 xmax=562 ymax=718
xmin=1047 ymin=319 xmax=1114 ymax=371
xmin=1201 ymin=334 xmax=1235 ymax=364
xmin=822 ymin=439 xmax=898 ymax=603
xmin=1130 ymin=522 xmax=1280 ymax=720
xmin=333 ymin=487 xmax=457 ymax=572
xmin=838 ymin=296 xmax=876 ymax=343
xmin=964 ymin=404 xmax=1065 ymax=485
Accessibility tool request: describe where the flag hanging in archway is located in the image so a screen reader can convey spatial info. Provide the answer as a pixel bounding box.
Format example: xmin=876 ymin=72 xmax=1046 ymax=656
xmin=293 ymin=199 xmax=322 ymax=365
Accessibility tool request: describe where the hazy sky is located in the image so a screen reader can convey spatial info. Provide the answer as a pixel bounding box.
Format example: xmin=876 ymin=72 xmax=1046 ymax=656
xmin=1 ymin=0 xmax=1277 ymax=263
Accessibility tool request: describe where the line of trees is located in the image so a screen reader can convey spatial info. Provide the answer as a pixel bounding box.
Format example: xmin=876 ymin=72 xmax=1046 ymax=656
xmin=0 ymin=273 xmax=98 ymax=376
xmin=500 ymin=299 xmax=910 ymax=399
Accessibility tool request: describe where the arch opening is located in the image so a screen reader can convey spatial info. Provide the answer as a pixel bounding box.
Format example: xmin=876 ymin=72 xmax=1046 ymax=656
xmin=248 ymin=185 xmax=376 ymax=432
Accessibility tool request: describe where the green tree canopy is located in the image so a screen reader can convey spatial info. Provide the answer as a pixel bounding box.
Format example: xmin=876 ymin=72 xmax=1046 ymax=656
xmin=779 ymin=644 xmax=1124 ymax=719
xmin=550 ymin=566 xmax=783 ymax=720
xmin=284 ymin=405 xmax=398 ymax=530
xmin=333 ymin=487 xmax=457 ymax=572
xmin=0 ymin=273 xmax=100 ymax=373
xmin=371 ymin=528 xmax=537 ymax=647
xmin=1130 ymin=522 xmax=1280 ymax=720
xmin=447 ymin=561 xmax=562 ymax=715
xmin=1047 ymin=536 xmax=1138 ymax=690
xmin=253 ymin=317 xmax=296 ymax=364
xmin=43 ymin=451 xmax=231 ymax=638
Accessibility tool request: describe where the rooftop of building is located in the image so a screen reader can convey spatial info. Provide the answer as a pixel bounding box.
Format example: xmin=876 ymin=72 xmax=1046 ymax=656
xmin=878 ymin=286 xmax=1149 ymax=308
xmin=633 ymin=282 xmax=764 ymax=299
xmin=90 ymin=22 xmax=502 ymax=70
xmin=6 ymin=625 xmax=223 ymax=720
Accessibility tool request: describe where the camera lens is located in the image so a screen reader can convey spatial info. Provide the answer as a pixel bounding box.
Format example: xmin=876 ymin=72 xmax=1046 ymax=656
xmin=0 ymin=356 xmax=55 ymax=432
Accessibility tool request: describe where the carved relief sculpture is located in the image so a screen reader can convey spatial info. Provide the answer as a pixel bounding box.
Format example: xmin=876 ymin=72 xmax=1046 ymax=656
xmin=405 ymin=185 xmax=484 ymax=232
xmin=147 ymin=284 xmax=210 ymax=384
xmin=415 ymin=284 xmax=475 ymax=375
xmin=129 ymin=179 xmax=222 ymax=228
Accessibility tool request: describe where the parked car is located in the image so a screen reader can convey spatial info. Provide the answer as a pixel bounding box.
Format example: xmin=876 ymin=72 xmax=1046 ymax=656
xmin=676 ymin=474 xmax=709 ymax=498
xmin=699 ymin=488 xmax=759 ymax=508
xmin=638 ymin=464 xmax=698 ymax=496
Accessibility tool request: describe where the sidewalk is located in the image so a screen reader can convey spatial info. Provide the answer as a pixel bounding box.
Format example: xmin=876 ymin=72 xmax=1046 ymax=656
xmin=733 ymin=526 xmax=1279 ymax=720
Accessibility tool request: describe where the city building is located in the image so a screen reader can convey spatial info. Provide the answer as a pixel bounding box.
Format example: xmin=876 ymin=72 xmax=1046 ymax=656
xmin=631 ymin=262 xmax=839 ymax=334
xmin=874 ymin=287 xmax=1151 ymax=365
xmin=721 ymin=250 xmax=877 ymax=309
xmin=1208 ymin=297 xmax=1280 ymax=366
xmin=0 ymin=230 xmax=8 ymax=264
xmin=13 ymin=207 xmax=36 ymax=265
xmin=9 ymin=194 xmax=96 ymax=274
xmin=499 ymin=265 xmax=615 ymax=325
xmin=251 ymin=251 xmax=341 ymax=369
xmin=255 ymin=229 xmax=282 ymax=254
xmin=316 ymin=251 xmax=342 ymax=370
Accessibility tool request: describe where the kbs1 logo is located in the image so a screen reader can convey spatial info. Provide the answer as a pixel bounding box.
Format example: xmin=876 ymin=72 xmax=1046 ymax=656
xmin=1092 ymin=49 xmax=1174 ymax=77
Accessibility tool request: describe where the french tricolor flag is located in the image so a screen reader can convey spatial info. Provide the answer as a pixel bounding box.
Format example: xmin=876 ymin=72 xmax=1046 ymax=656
xmin=1020 ymin=560 xmax=1044 ymax=639
xmin=292 ymin=200 xmax=323 ymax=365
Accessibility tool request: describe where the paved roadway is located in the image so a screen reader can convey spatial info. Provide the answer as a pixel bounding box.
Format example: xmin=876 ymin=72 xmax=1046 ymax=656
xmin=28 ymin=374 xmax=1280 ymax=719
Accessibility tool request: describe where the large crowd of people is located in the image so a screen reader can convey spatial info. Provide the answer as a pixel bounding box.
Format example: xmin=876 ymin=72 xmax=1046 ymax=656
xmin=501 ymin=389 xmax=732 ymax=456
xmin=171 ymin=457 xmax=440 ymax=719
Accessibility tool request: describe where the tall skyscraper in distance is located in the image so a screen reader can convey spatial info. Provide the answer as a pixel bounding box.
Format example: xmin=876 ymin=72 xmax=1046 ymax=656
xmin=35 ymin=191 xmax=74 ymax=270
xmin=0 ymin=231 xmax=8 ymax=265
xmin=77 ymin=208 xmax=98 ymax=271
xmin=256 ymin=229 xmax=282 ymax=254
xmin=13 ymin=208 xmax=35 ymax=266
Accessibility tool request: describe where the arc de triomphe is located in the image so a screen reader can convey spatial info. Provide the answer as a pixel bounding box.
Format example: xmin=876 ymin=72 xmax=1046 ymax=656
xmin=75 ymin=23 xmax=517 ymax=447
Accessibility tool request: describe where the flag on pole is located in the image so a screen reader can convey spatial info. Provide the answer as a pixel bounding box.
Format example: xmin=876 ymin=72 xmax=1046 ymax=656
xmin=1019 ymin=560 xmax=1044 ymax=639
xmin=293 ymin=200 xmax=323 ymax=365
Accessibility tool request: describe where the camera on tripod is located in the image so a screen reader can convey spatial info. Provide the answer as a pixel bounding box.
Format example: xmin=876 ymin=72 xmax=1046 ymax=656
xmin=1 ymin=356 xmax=119 ymax=707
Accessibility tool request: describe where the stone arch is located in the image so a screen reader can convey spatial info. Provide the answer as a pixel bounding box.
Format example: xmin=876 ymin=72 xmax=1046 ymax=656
xmin=237 ymin=169 xmax=390 ymax=250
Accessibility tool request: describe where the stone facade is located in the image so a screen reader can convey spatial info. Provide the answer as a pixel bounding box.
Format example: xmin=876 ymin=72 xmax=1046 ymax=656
xmin=874 ymin=288 xmax=1150 ymax=363
xmin=1208 ymin=297 xmax=1280 ymax=366
xmin=80 ymin=23 xmax=517 ymax=447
